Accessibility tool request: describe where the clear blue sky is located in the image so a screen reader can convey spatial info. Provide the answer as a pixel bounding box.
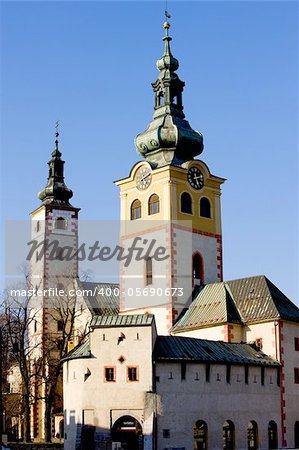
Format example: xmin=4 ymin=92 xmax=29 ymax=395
xmin=0 ymin=1 xmax=298 ymax=303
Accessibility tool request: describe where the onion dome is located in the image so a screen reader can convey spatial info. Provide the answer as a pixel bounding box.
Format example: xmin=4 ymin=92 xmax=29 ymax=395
xmin=135 ymin=20 xmax=204 ymax=168
xmin=38 ymin=127 xmax=73 ymax=206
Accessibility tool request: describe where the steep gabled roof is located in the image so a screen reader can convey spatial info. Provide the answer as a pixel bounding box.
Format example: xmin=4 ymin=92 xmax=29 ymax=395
xmin=155 ymin=336 xmax=279 ymax=366
xmin=172 ymin=282 xmax=242 ymax=331
xmin=172 ymin=275 xmax=299 ymax=332
xmin=78 ymin=281 xmax=119 ymax=316
xmin=227 ymin=276 xmax=299 ymax=323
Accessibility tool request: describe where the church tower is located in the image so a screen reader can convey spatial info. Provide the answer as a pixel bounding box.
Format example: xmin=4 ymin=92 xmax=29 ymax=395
xmin=115 ymin=21 xmax=225 ymax=334
xmin=28 ymin=128 xmax=79 ymax=439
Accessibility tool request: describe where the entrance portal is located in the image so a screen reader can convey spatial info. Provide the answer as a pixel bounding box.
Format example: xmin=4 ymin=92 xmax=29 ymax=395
xmin=111 ymin=415 xmax=143 ymax=450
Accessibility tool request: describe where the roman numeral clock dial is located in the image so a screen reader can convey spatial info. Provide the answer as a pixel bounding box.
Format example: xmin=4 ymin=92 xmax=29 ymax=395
xmin=187 ymin=166 xmax=204 ymax=190
xmin=136 ymin=166 xmax=152 ymax=190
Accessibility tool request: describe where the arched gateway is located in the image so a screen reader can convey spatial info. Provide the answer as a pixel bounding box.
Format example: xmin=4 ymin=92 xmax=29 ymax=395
xmin=111 ymin=415 xmax=143 ymax=450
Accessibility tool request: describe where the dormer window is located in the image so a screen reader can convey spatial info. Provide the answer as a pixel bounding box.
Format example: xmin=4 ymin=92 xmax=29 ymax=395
xmin=55 ymin=217 xmax=67 ymax=230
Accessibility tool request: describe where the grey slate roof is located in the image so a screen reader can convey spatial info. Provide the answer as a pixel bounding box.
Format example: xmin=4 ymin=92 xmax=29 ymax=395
xmin=90 ymin=314 xmax=154 ymax=328
xmin=78 ymin=281 xmax=119 ymax=316
xmin=172 ymin=275 xmax=299 ymax=332
xmin=155 ymin=336 xmax=279 ymax=366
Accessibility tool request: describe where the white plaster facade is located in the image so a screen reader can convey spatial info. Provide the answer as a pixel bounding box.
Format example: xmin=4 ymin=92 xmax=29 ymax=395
xmin=63 ymin=316 xmax=287 ymax=450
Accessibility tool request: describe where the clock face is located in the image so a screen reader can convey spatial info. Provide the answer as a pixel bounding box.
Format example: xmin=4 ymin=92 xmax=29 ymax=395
xmin=187 ymin=166 xmax=204 ymax=190
xmin=136 ymin=166 xmax=152 ymax=191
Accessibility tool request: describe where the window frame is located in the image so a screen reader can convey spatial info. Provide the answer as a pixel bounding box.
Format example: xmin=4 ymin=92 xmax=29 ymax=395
xmin=104 ymin=366 xmax=116 ymax=382
xmin=127 ymin=366 xmax=139 ymax=382
xmin=145 ymin=257 xmax=153 ymax=286
xmin=148 ymin=194 xmax=160 ymax=215
xmin=199 ymin=196 xmax=212 ymax=219
xmin=131 ymin=199 xmax=142 ymax=220
xmin=180 ymin=191 xmax=193 ymax=215
xmin=55 ymin=217 xmax=67 ymax=230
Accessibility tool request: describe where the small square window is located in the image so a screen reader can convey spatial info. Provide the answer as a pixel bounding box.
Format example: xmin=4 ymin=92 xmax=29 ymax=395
xmin=127 ymin=366 xmax=138 ymax=382
xmin=55 ymin=217 xmax=67 ymax=230
xmin=105 ymin=367 xmax=115 ymax=382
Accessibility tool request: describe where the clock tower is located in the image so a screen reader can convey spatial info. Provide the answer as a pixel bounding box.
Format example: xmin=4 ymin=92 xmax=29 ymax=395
xmin=115 ymin=21 xmax=225 ymax=334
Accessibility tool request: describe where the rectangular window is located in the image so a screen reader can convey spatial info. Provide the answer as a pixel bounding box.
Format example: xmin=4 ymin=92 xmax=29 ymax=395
xmin=181 ymin=362 xmax=186 ymax=380
xmin=261 ymin=366 xmax=265 ymax=385
xmin=245 ymin=366 xmax=249 ymax=385
xmin=104 ymin=367 xmax=115 ymax=382
xmin=277 ymin=368 xmax=281 ymax=387
xmin=127 ymin=366 xmax=138 ymax=382
xmin=294 ymin=368 xmax=299 ymax=384
xmin=57 ymin=320 xmax=64 ymax=332
xmin=163 ymin=429 xmax=170 ymax=439
xmin=226 ymin=364 xmax=231 ymax=384
xmin=205 ymin=363 xmax=210 ymax=382
xmin=295 ymin=337 xmax=299 ymax=351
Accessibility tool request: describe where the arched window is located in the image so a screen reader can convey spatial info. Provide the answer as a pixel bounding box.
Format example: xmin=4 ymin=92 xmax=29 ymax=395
xmin=247 ymin=421 xmax=258 ymax=450
xmin=268 ymin=421 xmax=278 ymax=449
xmin=193 ymin=253 xmax=204 ymax=286
xmin=55 ymin=217 xmax=66 ymax=230
xmin=223 ymin=420 xmax=235 ymax=450
xmin=146 ymin=257 xmax=153 ymax=285
xmin=181 ymin=192 xmax=192 ymax=214
xmin=295 ymin=421 xmax=299 ymax=448
xmin=131 ymin=199 xmax=141 ymax=220
xmin=193 ymin=420 xmax=208 ymax=450
xmin=148 ymin=194 xmax=160 ymax=215
xmin=200 ymin=197 xmax=211 ymax=218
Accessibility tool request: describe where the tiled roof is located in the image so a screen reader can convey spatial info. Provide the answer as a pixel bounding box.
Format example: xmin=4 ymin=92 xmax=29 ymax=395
xmin=90 ymin=314 xmax=154 ymax=328
xmin=155 ymin=336 xmax=279 ymax=366
xmin=78 ymin=281 xmax=119 ymax=316
xmin=172 ymin=275 xmax=299 ymax=332
xmin=62 ymin=338 xmax=91 ymax=362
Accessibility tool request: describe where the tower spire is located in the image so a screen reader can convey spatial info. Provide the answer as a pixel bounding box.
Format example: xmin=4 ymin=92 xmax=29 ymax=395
xmin=38 ymin=123 xmax=73 ymax=206
xmin=135 ymin=18 xmax=204 ymax=168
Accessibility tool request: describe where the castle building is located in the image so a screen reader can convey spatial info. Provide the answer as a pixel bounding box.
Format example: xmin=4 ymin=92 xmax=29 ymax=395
xmin=27 ymin=18 xmax=299 ymax=450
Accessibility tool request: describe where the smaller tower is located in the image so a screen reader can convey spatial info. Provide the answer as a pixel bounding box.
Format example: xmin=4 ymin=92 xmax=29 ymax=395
xmin=28 ymin=126 xmax=80 ymax=439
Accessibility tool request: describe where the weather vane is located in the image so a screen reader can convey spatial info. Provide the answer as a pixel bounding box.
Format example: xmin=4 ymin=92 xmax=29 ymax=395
xmin=55 ymin=120 xmax=60 ymax=149
xmin=164 ymin=2 xmax=171 ymax=35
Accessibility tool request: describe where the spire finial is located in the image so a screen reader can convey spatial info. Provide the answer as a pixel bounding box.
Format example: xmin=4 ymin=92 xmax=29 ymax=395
xmin=55 ymin=120 xmax=60 ymax=150
xmin=164 ymin=9 xmax=171 ymax=37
